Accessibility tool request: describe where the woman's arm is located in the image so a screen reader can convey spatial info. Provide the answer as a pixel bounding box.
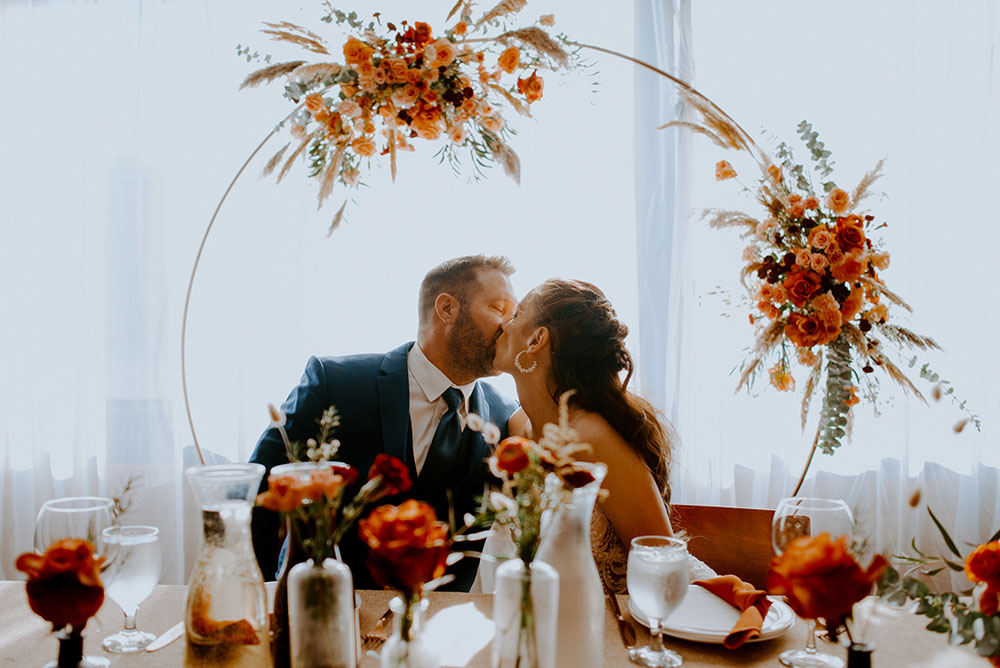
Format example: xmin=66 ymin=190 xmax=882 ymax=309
xmin=507 ymin=407 xmax=531 ymax=438
xmin=572 ymin=413 xmax=673 ymax=545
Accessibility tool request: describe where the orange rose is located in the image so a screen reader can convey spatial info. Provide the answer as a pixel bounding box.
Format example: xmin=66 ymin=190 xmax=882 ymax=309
xmin=413 ymin=22 xmax=433 ymax=45
xmin=427 ymin=38 xmax=456 ymax=68
xmin=715 ymin=160 xmax=737 ymax=181
xmin=497 ymin=46 xmax=520 ymax=74
xmin=866 ymin=303 xmax=888 ymax=324
xmin=807 ymin=226 xmax=833 ymax=250
xmin=389 ymin=59 xmax=409 ymax=83
xmin=494 ymin=437 xmax=531 ymax=475
xmin=757 ymin=301 xmax=780 ymax=320
xmin=767 ymin=533 xmax=888 ymax=624
xmin=966 ymin=542 xmax=1000 ymax=588
xmin=771 ymin=285 xmax=788 ymax=304
xmin=304 ymin=93 xmax=326 ymax=114
xmin=517 ymin=70 xmax=544 ymax=103
xmin=782 ymin=270 xmax=823 ymax=308
xmin=818 ymin=308 xmax=843 ymax=332
xmin=784 ymin=312 xmax=837 ymax=348
xmin=351 ymin=136 xmax=377 ymax=157
xmin=359 ymin=500 xmax=450 ymax=597
xmin=826 ymin=188 xmax=850 ymax=214
xmin=804 ymin=196 xmax=819 ymax=210
xmin=809 ymin=253 xmax=829 ymax=273
xmin=453 ymin=22 xmax=468 ymax=35
xmin=368 ymin=454 xmax=412 ymax=497
xmin=831 ymin=253 xmax=867 ymax=283
xmin=769 ymin=363 xmax=796 ymax=392
xmin=835 ymin=215 xmax=866 ymax=253
xmin=789 ymin=202 xmax=805 ymax=217
xmin=342 ymin=37 xmax=374 ymax=65
xmin=16 ymin=539 xmax=105 ymax=630
xmin=794 ymin=248 xmax=812 ymax=267
xmin=298 ymin=467 xmax=350 ymax=502
xmin=840 ymin=289 xmax=864 ymax=322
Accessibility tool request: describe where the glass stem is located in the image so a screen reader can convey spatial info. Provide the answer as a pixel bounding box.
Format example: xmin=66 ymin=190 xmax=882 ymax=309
xmin=650 ymin=621 xmax=666 ymax=652
xmin=123 ymin=610 xmax=137 ymax=631
xmin=804 ymin=618 xmax=817 ymax=654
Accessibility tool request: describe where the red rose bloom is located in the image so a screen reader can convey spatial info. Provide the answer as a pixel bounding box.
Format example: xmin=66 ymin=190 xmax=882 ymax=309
xmin=835 ymin=215 xmax=866 ymax=253
xmin=368 ymin=454 xmax=412 ymax=496
xmin=782 ymin=270 xmax=823 ymax=308
xmin=494 ymin=437 xmax=532 ymax=476
xmin=16 ymin=539 xmax=105 ymax=630
xmin=359 ymin=500 xmax=450 ymax=597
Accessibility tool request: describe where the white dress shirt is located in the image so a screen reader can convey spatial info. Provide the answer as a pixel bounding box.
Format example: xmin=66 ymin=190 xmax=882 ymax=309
xmin=407 ymin=343 xmax=476 ymax=475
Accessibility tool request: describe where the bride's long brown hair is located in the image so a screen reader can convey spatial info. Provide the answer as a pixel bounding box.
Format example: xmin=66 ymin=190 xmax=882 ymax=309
xmin=525 ymin=278 xmax=675 ymax=503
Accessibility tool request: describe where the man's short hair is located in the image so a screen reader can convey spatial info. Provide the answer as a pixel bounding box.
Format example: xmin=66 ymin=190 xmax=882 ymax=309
xmin=418 ymin=255 xmax=514 ymax=327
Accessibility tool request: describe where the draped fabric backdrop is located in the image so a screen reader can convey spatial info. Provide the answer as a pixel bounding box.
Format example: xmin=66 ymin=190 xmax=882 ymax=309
xmin=636 ymin=0 xmax=1000 ymax=584
xmin=0 ymin=0 xmax=996 ymax=586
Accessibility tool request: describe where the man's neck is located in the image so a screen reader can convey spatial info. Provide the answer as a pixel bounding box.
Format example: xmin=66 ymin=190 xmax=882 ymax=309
xmin=415 ymin=335 xmax=475 ymax=386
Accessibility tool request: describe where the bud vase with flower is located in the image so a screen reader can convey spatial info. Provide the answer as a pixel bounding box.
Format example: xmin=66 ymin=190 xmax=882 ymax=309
xmin=256 ymin=405 xmax=414 ymax=668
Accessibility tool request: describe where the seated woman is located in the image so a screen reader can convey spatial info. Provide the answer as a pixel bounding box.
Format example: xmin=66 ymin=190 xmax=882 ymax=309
xmin=492 ymin=278 xmax=713 ymax=592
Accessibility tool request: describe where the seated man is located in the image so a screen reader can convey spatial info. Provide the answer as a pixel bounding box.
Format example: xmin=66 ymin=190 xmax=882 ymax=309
xmin=250 ymin=254 xmax=519 ymax=591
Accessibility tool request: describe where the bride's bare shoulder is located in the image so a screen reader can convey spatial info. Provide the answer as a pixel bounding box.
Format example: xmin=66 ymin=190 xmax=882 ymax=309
xmin=507 ymin=408 xmax=531 ymax=438
xmin=568 ymin=411 xmax=635 ymax=460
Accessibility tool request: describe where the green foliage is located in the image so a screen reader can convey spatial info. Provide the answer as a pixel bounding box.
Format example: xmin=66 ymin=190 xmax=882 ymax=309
xmin=907 ymin=356 xmax=982 ymax=431
xmin=796 ymin=120 xmax=836 ymax=193
xmin=816 ymin=335 xmax=852 ymax=454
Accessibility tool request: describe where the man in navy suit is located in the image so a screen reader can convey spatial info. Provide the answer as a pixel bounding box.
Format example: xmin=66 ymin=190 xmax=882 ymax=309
xmin=250 ymin=255 xmax=520 ymax=591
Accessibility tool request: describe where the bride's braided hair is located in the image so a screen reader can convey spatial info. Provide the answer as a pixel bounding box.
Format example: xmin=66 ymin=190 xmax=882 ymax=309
xmin=526 ymin=278 xmax=674 ymax=503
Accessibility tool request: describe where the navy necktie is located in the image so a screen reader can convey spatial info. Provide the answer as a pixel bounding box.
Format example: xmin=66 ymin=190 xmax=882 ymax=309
xmin=421 ymin=387 xmax=463 ymax=482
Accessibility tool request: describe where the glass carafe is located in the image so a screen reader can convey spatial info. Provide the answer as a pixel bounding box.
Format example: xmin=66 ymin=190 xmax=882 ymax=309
xmin=184 ymin=464 xmax=268 ymax=653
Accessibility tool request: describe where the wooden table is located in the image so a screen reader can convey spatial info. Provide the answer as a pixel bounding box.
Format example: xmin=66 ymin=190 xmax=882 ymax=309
xmin=0 ymin=581 xmax=984 ymax=667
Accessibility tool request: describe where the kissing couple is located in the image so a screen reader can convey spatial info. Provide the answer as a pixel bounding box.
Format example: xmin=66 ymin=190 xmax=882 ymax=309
xmin=250 ymin=254 xmax=707 ymax=593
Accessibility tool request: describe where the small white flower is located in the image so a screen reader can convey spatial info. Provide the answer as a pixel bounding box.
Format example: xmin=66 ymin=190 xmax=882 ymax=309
xmin=489 ymin=491 xmax=518 ymax=515
xmin=466 ymin=413 xmax=484 ymax=432
xmin=481 ymin=422 xmax=501 ymax=445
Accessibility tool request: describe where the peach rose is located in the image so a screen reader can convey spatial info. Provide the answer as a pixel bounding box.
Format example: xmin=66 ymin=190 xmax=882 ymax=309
xmin=826 ymin=188 xmax=850 ymax=214
xmin=338 ymin=99 xmax=362 ymax=119
xmin=517 ymin=70 xmax=544 ymax=103
xmin=357 ymin=60 xmax=375 ymax=78
xmin=758 ymin=284 xmax=774 ymax=301
xmin=539 ymin=14 xmax=555 ymax=26
xmin=804 ymin=196 xmax=819 ymax=210
xmin=784 ymin=312 xmax=837 ymax=348
xmin=809 ymin=253 xmax=829 ymax=273
xmin=810 ymin=292 xmax=839 ymax=313
xmin=389 ymin=59 xmax=409 ymax=83
xmin=256 ymin=472 xmax=307 ymax=512
xmin=767 ymin=533 xmax=888 ymax=625
xmin=359 ymin=500 xmax=450 ymax=597
xmin=782 ymin=270 xmax=824 ymax=308
xmin=715 ymin=160 xmax=737 ymax=181
xmin=351 ymin=136 xmax=377 ymax=157
xmin=840 ymin=289 xmax=864 ymax=322
xmin=392 ymin=84 xmax=421 ymax=108
xmin=771 ymin=285 xmax=788 ymax=304
xmin=819 ymin=308 xmax=843 ymax=332
xmin=427 ymin=38 xmax=456 ymax=68
xmin=789 ymin=202 xmax=805 ymax=217
xmin=807 ymin=226 xmax=833 ymax=250
xmin=343 ymin=36 xmax=374 ymax=65
xmin=449 ymin=126 xmax=467 ymax=143
xmin=794 ymin=248 xmax=812 ymax=267
xmin=16 ymin=539 xmax=105 ymax=630
xmin=757 ymin=301 xmax=780 ymax=320
xmin=497 ymin=46 xmax=520 ymax=74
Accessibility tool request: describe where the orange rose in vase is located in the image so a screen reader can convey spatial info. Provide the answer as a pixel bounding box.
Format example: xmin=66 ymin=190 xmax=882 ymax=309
xmin=767 ymin=533 xmax=888 ymax=626
xmin=16 ymin=539 xmax=105 ymax=631
xmin=360 ymin=500 xmax=450 ymax=598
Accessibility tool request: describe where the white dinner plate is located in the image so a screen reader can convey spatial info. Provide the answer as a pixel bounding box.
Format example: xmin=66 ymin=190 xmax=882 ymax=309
xmin=628 ymin=585 xmax=795 ymax=644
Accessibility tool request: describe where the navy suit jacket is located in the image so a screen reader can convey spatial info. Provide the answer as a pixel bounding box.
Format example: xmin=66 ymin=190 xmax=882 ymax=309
xmin=249 ymin=342 xmax=518 ymax=591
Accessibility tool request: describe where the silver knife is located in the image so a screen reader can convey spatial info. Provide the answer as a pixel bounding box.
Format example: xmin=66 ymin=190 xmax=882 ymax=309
xmin=606 ymin=594 xmax=637 ymax=649
xmin=145 ymin=621 xmax=184 ymax=652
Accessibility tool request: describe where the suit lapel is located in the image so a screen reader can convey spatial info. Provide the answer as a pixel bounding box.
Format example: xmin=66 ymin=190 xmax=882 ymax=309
xmin=377 ymin=343 xmax=414 ymax=466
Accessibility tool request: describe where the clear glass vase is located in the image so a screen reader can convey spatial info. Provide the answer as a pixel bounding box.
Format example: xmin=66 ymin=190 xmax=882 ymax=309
xmin=184 ymin=463 xmax=268 ymax=658
xmin=534 ymin=462 xmax=607 ymax=668
xmin=380 ymin=596 xmax=438 ymax=668
xmin=492 ymin=558 xmax=558 ymax=668
xmin=288 ymin=558 xmax=356 ymax=668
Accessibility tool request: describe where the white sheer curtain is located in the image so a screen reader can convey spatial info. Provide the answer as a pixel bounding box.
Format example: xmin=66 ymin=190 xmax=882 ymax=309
xmin=0 ymin=0 xmax=639 ymax=582
xmin=637 ymin=0 xmax=1000 ymax=581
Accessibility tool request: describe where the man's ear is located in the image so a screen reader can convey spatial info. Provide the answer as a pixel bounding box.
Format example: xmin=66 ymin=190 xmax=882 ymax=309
xmin=526 ymin=326 xmax=549 ymax=354
xmin=433 ymin=292 xmax=461 ymax=326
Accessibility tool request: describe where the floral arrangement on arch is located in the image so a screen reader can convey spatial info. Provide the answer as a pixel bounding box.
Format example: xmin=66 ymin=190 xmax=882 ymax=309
xmin=878 ymin=507 xmax=1000 ymax=664
xmin=239 ymin=0 xmax=580 ymax=229
xmin=684 ymin=112 xmax=980 ymax=488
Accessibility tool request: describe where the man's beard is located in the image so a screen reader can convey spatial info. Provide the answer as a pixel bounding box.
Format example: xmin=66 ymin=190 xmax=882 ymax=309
xmin=447 ymin=308 xmax=499 ymax=380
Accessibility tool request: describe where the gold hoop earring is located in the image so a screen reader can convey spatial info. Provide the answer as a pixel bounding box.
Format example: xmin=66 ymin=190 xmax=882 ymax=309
xmin=514 ymin=350 xmax=537 ymax=373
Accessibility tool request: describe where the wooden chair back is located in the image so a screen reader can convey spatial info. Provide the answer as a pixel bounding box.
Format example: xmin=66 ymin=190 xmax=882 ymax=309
xmin=671 ymin=504 xmax=775 ymax=589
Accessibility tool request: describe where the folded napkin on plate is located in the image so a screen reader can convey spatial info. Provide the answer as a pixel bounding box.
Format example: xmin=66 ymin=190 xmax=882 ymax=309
xmin=693 ymin=575 xmax=773 ymax=649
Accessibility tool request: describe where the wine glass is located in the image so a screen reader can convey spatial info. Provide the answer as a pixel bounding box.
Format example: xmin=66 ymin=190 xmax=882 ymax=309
xmin=626 ymin=536 xmax=689 ymax=668
xmin=34 ymin=497 xmax=115 ymax=668
xmin=101 ymin=525 xmax=162 ymax=653
xmin=772 ymin=497 xmax=854 ymax=668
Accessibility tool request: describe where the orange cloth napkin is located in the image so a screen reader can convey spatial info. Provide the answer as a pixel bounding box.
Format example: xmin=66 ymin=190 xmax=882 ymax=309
xmin=693 ymin=575 xmax=773 ymax=649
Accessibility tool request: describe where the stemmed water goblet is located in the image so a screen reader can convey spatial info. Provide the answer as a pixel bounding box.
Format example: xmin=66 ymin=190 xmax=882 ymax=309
xmin=34 ymin=496 xmax=116 ymax=668
xmin=101 ymin=525 xmax=162 ymax=653
xmin=626 ymin=536 xmax=689 ymax=668
xmin=772 ymin=497 xmax=854 ymax=668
